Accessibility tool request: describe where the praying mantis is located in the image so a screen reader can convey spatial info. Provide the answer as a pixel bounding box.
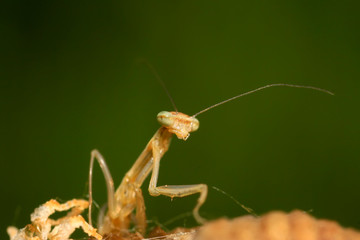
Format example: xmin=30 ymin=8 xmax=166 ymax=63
xmin=88 ymin=83 xmax=333 ymax=236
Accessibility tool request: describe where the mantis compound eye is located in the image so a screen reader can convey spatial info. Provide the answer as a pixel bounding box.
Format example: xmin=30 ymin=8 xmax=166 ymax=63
xmin=157 ymin=111 xmax=174 ymax=127
xmin=190 ymin=117 xmax=199 ymax=132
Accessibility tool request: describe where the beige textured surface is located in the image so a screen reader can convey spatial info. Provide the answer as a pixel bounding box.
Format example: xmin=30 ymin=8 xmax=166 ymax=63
xmin=193 ymin=210 xmax=360 ymax=240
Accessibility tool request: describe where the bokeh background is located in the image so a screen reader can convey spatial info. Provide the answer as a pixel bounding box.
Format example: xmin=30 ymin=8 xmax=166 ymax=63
xmin=1 ymin=0 xmax=360 ymax=238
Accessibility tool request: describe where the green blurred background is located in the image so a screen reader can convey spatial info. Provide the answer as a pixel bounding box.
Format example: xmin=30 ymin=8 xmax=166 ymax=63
xmin=1 ymin=0 xmax=360 ymax=238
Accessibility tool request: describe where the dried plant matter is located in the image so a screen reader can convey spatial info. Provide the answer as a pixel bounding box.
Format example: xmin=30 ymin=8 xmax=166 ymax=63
xmin=7 ymin=199 xmax=102 ymax=240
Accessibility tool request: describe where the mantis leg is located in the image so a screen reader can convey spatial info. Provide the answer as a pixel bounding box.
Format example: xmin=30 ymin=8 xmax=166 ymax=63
xmin=89 ymin=149 xmax=116 ymax=225
xmin=148 ymin=145 xmax=208 ymax=224
xmin=89 ymin=150 xmax=147 ymax=234
xmin=134 ymin=187 xmax=147 ymax=235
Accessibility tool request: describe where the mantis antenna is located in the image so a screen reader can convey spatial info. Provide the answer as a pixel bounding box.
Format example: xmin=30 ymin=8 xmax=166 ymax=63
xmin=192 ymin=83 xmax=334 ymax=117
xmin=140 ymin=59 xmax=179 ymax=112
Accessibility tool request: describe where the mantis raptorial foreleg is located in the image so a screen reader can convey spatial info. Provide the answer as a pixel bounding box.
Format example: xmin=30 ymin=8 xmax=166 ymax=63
xmin=148 ymin=140 xmax=208 ymax=224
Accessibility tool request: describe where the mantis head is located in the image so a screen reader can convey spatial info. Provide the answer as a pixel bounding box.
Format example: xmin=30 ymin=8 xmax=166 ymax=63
xmin=157 ymin=111 xmax=199 ymax=140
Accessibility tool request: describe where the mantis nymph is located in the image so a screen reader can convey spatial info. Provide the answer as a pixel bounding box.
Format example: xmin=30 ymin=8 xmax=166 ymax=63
xmin=88 ymin=83 xmax=333 ymax=236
